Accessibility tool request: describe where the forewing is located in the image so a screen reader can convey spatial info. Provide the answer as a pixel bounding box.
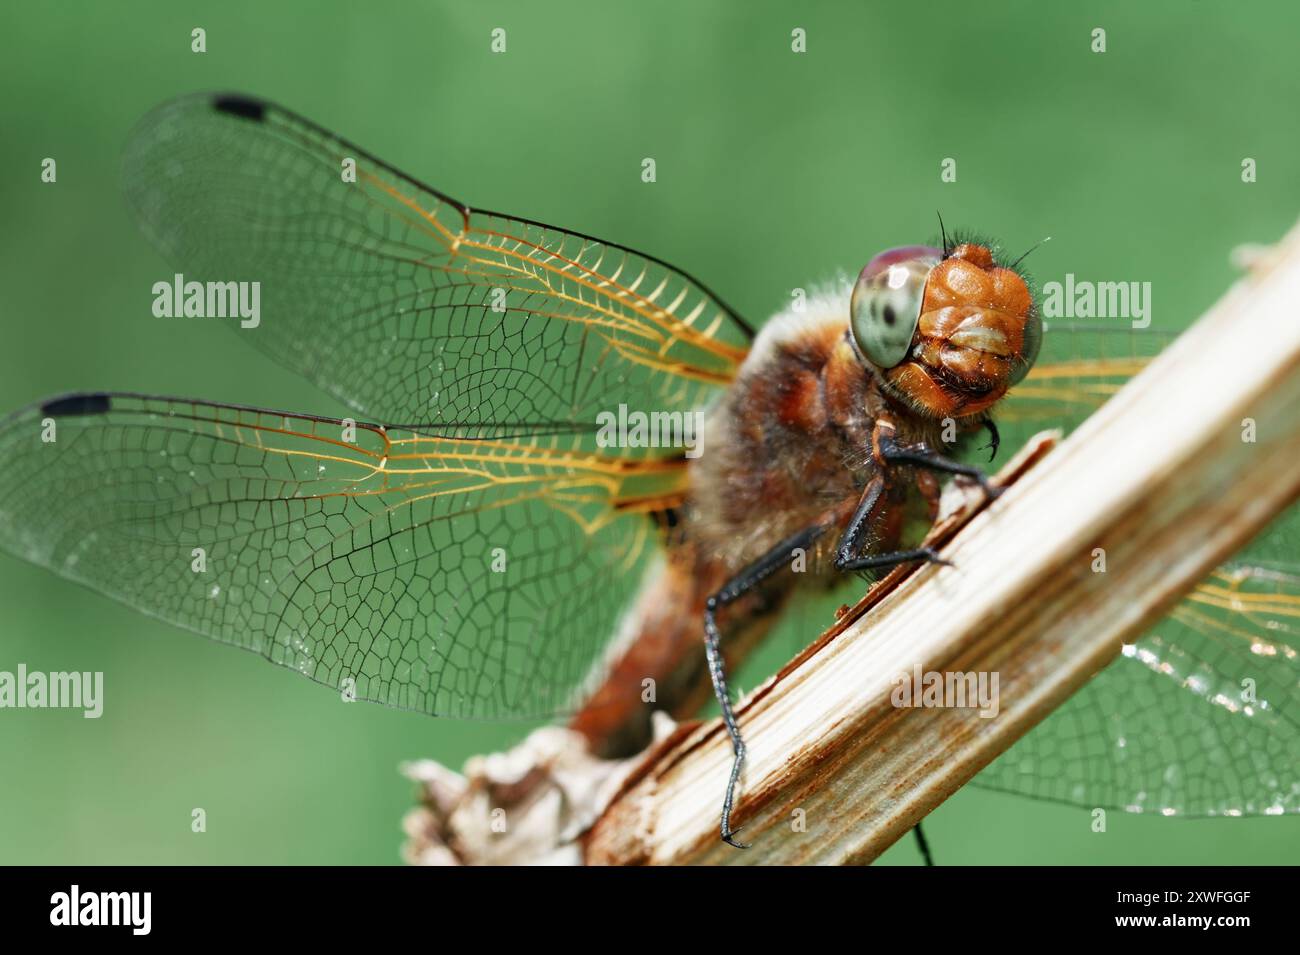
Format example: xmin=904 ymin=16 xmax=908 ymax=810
xmin=977 ymin=324 xmax=1300 ymax=814
xmin=122 ymin=93 xmax=751 ymax=434
xmin=0 ymin=393 xmax=684 ymax=719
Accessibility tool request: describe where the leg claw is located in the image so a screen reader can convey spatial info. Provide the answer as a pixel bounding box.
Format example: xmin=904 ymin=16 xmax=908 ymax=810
xmin=722 ymin=828 xmax=751 ymax=850
xmin=921 ymin=547 xmax=954 ymax=569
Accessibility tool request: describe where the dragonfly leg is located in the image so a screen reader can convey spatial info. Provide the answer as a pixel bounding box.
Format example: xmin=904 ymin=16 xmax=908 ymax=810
xmin=836 ymin=545 xmax=949 ymax=575
xmin=705 ymin=522 xmax=830 ymax=849
xmin=978 ymin=418 xmax=1000 ymax=462
xmin=834 ymin=474 xmax=951 ymax=573
xmin=913 ymin=820 xmax=935 ymax=866
xmin=878 ymin=432 xmax=1001 ymax=498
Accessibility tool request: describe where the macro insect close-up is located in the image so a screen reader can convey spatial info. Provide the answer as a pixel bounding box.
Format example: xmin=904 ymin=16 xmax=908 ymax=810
xmin=1 ymin=2 xmax=1298 ymax=887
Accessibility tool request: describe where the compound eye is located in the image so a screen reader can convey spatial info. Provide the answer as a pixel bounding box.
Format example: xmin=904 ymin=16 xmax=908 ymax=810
xmin=849 ymin=245 xmax=942 ymax=368
xmin=1007 ymin=309 xmax=1042 ymax=386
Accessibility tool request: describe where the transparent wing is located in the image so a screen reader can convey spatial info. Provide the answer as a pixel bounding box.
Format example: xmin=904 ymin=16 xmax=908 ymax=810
xmin=974 ymin=324 xmax=1300 ymax=815
xmin=0 ymin=393 xmax=685 ymax=719
xmin=974 ymin=550 xmax=1300 ymax=816
xmin=996 ymin=322 xmax=1175 ymax=430
xmin=122 ymin=92 xmax=751 ymax=435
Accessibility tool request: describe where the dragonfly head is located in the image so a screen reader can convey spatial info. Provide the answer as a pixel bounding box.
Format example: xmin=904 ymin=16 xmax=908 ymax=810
xmin=849 ymin=241 xmax=1041 ymax=419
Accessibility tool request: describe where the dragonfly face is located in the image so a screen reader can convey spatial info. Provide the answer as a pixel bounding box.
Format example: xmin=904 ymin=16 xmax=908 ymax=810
xmin=850 ymin=242 xmax=1042 ymax=420
xmin=0 ymin=92 xmax=1295 ymax=844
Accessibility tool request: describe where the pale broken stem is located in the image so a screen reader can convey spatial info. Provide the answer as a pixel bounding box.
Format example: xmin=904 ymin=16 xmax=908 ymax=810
xmin=585 ymin=222 xmax=1300 ymax=866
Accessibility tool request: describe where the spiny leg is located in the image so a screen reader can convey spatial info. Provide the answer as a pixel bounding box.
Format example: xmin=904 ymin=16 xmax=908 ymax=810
xmin=877 ymin=433 xmax=1001 ymax=498
xmin=705 ymin=478 xmax=952 ymax=849
xmin=838 ymin=546 xmax=949 ymax=574
xmin=834 ymin=473 xmax=951 ymax=575
xmin=705 ymin=524 xmax=829 ymax=848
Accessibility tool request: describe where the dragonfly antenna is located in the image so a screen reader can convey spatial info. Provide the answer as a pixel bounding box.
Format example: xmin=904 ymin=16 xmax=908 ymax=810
xmin=1009 ymin=235 xmax=1052 ymax=271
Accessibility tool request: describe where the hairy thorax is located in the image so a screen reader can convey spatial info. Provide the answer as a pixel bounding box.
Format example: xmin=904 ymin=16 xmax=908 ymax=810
xmin=684 ymin=293 xmax=951 ymax=576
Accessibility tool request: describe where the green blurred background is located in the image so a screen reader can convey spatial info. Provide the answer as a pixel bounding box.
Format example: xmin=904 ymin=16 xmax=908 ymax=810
xmin=1 ymin=0 xmax=1297 ymax=864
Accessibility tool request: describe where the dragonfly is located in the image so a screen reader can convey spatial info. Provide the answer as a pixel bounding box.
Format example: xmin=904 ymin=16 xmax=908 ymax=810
xmin=0 ymin=93 xmax=1295 ymax=855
